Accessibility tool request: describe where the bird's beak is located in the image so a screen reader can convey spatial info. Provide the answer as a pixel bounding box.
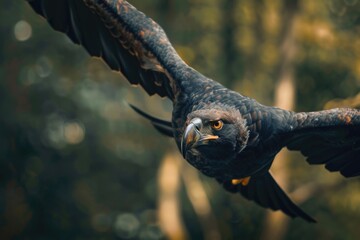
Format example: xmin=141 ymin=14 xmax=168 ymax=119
xmin=181 ymin=118 xmax=219 ymax=158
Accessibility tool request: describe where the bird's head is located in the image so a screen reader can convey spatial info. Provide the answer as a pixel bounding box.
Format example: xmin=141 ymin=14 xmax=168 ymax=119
xmin=181 ymin=106 xmax=249 ymax=165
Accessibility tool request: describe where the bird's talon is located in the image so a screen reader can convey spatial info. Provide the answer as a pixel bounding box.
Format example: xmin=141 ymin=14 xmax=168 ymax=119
xmin=231 ymin=176 xmax=251 ymax=186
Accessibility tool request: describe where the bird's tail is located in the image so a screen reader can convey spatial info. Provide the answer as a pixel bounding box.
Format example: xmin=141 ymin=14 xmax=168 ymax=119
xmin=221 ymin=172 xmax=316 ymax=222
xmin=129 ymin=104 xmax=174 ymax=137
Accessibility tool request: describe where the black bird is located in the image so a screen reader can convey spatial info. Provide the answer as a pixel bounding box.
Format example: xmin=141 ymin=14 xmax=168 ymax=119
xmin=26 ymin=0 xmax=360 ymax=222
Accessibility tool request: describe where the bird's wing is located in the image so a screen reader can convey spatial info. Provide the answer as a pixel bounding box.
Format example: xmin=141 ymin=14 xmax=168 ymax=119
xmin=26 ymin=0 xmax=197 ymax=100
xmin=284 ymin=108 xmax=360 ymax=177
xmin=220 ymin=172 xmax=316 ymax=222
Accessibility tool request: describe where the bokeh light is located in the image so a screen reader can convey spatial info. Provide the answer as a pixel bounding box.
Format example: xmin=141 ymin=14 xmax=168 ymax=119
xmin=113 ymin=213 xmax=140 ymax=239
xmin=35 ymin=56 xmax=53 ymax=78
xmin=14 ymin=20 xmax=32 ymax=41
xmin=64 ymin=121 xmax=85 ymax=144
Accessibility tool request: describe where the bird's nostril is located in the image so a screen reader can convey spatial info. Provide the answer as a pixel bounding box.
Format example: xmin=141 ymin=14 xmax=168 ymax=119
xmin=191 ymin=118 xmax=203 ymax=130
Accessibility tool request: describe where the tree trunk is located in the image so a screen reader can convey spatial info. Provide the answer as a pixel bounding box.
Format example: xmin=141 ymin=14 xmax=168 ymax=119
xmin=260 ymin=1 xmax=299 ymax=239
xmin=157 ymin=152 xmax=188 ymax=240
xmin=181 ymin=164 xmax=221 ymax=240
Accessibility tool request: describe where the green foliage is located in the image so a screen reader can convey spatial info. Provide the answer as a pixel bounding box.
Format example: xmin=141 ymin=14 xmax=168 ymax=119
xmin=1 ymin=0 xmax=360 ymax=239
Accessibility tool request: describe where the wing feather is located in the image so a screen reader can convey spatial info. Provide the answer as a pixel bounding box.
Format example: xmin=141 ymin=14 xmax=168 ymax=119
xmin=284 ymin=108 xmax=360 ymax=177
xmin=340 ymin=159 xmax=360 ymax=177
xmin=26 ymin=0 xmax=198 ymax=100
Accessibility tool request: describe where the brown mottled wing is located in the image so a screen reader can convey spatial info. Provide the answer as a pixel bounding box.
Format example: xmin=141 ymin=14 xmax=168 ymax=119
xmin=26 ymin=0 xmax=192 ymax=100
xmin=285 ymin=108 xmax=360 ymax=177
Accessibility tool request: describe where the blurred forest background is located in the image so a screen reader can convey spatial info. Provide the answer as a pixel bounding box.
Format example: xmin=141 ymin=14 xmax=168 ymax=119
xmin=1 ymin=0 xmax=360 ymax=239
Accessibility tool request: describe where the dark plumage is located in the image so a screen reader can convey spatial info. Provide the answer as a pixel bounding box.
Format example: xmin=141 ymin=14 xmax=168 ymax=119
xmin=26 ymin=0 xmax=360 ymax=222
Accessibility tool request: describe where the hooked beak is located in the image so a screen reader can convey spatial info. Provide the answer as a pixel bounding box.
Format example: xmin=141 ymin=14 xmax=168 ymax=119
xmin=181 ymin=118 xmax=219 ymax=158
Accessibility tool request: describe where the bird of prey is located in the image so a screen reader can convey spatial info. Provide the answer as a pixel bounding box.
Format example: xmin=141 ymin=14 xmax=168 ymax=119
xmin=26 ymin=0 xmax=360 ymax=222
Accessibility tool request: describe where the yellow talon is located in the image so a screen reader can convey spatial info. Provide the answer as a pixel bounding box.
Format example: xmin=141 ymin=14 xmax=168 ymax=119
xmin=231 ymin=176 xmax=251 ymax=186
xmin=231 ymin=179 xmax=242 ymax=185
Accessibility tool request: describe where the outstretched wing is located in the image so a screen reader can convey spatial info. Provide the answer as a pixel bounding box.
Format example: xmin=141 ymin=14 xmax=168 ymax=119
xmin=219 ymin=173 xmax=316 ymax=222
xmin=26 ymin=0 xmax=196 ymax=100
xmin=285 ymin=108 xmax=360 ymax=177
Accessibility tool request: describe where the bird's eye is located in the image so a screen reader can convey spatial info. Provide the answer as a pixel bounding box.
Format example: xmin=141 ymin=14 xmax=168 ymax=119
xmin=211 ymin=120 xmax=223 ymax=130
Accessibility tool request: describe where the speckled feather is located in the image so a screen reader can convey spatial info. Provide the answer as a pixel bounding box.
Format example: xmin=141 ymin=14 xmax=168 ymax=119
xmin=26 ymin=0 xmax=360 ymax=223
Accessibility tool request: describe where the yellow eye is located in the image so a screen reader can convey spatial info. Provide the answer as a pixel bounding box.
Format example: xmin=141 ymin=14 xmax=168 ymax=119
xmin=211 ymin=120 xmax=223 ymax=130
